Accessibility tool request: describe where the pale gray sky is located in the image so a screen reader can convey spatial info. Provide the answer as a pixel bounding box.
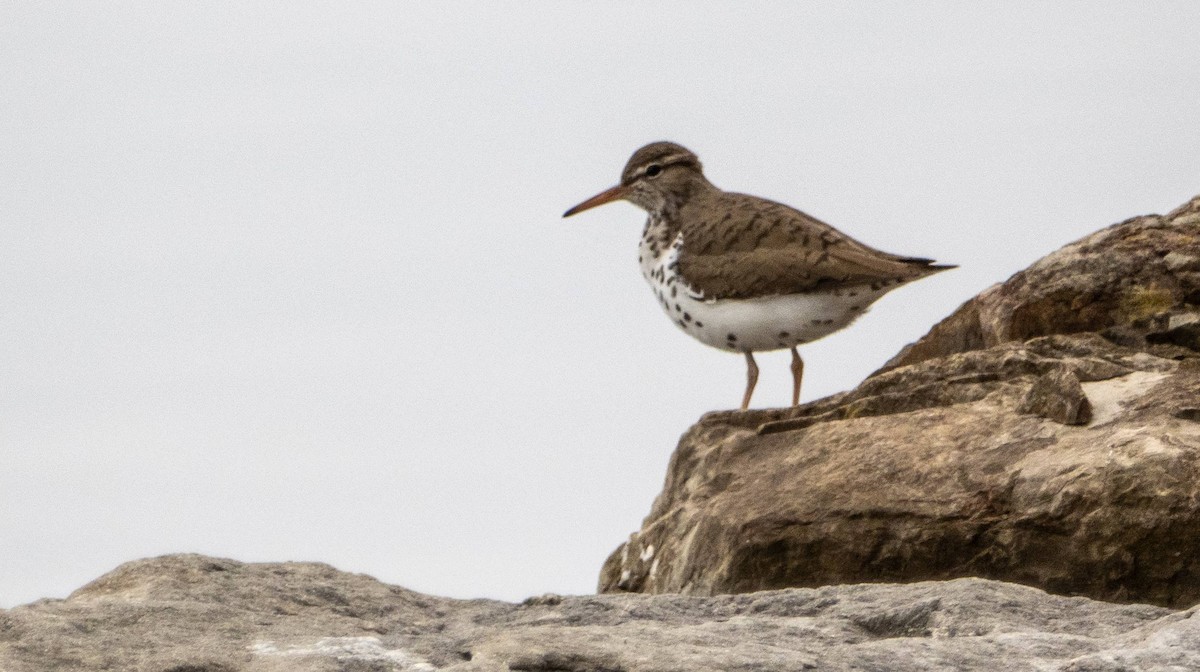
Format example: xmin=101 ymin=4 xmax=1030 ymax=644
xmin=2 ymin=2 xmax=1199 ymax=607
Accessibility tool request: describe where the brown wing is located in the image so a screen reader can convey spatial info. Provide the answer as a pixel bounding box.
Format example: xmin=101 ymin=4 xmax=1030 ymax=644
xmin=676 ymin=192 xmax=952 ymax=300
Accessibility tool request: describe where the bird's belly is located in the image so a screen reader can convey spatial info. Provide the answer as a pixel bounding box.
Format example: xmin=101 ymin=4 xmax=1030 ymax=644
xmin=651 ymin=285 xmax=883 ymax=352
xmin=639 ymin=231 xmax=887 ymax=352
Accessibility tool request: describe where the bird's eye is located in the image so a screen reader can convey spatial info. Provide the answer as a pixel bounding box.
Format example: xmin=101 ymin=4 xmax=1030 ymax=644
xmin=645 ymin=164 xmax=663 ymax=178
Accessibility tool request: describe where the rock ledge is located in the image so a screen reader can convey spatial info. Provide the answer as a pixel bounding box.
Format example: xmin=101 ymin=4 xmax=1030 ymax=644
xmin=3 ymin=554 xmax=1200 ymax=671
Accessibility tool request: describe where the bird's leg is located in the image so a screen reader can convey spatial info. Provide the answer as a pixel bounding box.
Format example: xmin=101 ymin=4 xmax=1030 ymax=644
xmin=790 ymin=347 xmax=805 ymax=407
xmin=741 ymin=352 xmax=759 ymax=411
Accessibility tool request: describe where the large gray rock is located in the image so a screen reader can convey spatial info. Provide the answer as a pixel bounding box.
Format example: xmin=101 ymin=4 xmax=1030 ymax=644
xmin=2 ymin=554 xmax=1199 ymax=671
xmin=600 ymin=195 xmax=1200 ymax=607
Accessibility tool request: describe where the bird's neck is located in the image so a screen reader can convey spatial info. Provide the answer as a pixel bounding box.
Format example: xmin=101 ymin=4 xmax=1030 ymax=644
xmin=645 ymin=177 xmax=719 ymax=230
xmin=634 ymin=174 xmax=720 ymax=257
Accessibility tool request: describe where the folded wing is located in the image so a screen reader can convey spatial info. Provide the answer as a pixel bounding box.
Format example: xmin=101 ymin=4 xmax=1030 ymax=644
xmin=676 ymin=194 xmax=954 ymax=300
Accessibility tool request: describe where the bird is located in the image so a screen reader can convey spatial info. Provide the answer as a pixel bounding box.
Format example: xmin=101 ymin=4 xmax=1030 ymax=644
xmin=563 ymin=141 xmax=954 ymax=410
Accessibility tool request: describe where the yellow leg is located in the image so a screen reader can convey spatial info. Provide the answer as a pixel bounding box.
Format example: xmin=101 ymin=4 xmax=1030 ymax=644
xmin=790 ymin=347 xmax=804 ymax=407
xmin=741 ymin=352 xmax=759 ymax=411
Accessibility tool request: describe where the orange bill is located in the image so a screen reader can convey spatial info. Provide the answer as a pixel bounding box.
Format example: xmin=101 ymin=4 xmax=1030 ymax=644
xmin=563 ymin=184 xmax=629 ymax=218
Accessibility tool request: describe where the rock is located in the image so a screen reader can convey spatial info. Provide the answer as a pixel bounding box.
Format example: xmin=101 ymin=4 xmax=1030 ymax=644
xmin=880 ymin=194 xmax=1200 ymax=372
xmin=1018 ymin=364 xmax=1091 ymax=425
xmin=4 ymin=554 xmax=1200 ymax=671
xmin=600 ymin=194 xmax=1200 ymax=607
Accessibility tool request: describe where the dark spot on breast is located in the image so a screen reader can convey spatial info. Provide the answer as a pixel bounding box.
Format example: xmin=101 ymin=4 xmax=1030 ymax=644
xmin=727 ymin=333 xmax=737 ymax=342
xmin=683 ymin=312 xmax=691 ymax=322
xmin=670 ymin=287 xmax=677 ymax=298
xmin=695 ymin=321 xmax=703 ymax=327
xmin=778 ymin=331 xmax=789 ymax=338
xmin=675 ymin=304 xmax=681 ymax=312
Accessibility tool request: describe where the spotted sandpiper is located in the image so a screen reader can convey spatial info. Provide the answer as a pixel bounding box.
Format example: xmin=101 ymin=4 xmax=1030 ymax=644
xmin=564 ymin=141 xmax=955 ymax=410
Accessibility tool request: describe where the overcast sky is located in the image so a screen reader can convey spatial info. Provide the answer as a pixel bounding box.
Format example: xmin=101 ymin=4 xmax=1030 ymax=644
xmin=3 ymin=2 xmax=1199 ymax=608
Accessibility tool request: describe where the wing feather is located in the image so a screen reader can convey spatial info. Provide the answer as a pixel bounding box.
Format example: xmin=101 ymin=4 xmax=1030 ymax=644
xmin=676 ymin=193 xmax=952 ymax=300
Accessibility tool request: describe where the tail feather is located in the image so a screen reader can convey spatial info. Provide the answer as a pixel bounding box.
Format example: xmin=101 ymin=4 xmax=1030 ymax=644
xmin=900 ymin=257 xmax=957 ymax=272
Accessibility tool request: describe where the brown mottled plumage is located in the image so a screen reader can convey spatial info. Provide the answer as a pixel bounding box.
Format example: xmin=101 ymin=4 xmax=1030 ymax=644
xmin=675 ymin=192 xmax=949 ymax=299
xmin=565 ymin=141 xmax=954 ymax=410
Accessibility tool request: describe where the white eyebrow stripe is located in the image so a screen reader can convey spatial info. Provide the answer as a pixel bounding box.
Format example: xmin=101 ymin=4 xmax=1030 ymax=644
xmin=636 ymin=152 xmax=694 ymax=177
xmin=654 ymin=153 xmax=692 ymax=166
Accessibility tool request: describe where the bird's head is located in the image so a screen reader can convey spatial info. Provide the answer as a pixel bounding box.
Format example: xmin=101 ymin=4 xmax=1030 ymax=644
xmin=563 ymin=141 xmax=708 ymax=218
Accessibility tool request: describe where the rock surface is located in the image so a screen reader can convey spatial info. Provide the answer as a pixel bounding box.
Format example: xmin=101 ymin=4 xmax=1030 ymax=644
xmin=600 ymin=194 xmax=1200 ymax=607
xmin=4 ymin=553 xmax=1200 ymax=671
xmin=881 ymin=194 xmax=1200 ymax=371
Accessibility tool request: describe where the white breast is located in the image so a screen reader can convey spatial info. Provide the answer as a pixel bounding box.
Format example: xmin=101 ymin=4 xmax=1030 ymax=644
xmin=639 ymin=230 xmax=889 ymax=353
